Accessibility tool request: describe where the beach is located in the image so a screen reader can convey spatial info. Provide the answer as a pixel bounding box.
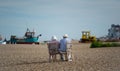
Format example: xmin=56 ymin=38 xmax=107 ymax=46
xmin=0 ymin=42 xmax=120 ymax=71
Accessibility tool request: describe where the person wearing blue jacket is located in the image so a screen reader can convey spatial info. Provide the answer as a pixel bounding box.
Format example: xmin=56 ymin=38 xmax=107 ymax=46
xmin=59 ymin=34 xmax=72 ymax=61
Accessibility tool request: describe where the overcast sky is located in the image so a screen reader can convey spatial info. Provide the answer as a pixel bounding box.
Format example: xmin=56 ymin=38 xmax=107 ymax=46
xmin=0 ymin=0 xmax=120 ymax=41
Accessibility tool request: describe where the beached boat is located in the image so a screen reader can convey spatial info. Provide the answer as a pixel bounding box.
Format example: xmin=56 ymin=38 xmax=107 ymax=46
xmin=10 ymin=28 xmax=41 ymax=44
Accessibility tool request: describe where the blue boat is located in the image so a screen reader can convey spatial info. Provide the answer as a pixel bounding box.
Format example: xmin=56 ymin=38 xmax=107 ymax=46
xmin=10 ymin=28 xmax=41 ymax=44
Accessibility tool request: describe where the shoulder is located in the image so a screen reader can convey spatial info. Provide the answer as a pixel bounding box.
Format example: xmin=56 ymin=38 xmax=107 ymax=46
xmin=60 ymin=39 xmax=64 ymax=41
xmin=49 ymin=41 xmax=59 ymax=44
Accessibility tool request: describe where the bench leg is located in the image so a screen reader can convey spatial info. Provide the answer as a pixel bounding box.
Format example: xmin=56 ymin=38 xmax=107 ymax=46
xmin=53 ymin=55 xmax=57 ymax=62
xmin=65 ymin=53 xmax=68 ymax=61
xmin=49 ymin=55 xmax=52 ymax=62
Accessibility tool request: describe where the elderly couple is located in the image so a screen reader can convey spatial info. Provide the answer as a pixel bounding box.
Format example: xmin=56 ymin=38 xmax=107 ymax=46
xmin=48 ymin=34 xmax=72 ymax=62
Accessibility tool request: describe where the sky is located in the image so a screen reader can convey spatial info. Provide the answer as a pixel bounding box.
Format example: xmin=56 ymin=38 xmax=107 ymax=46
xmin=0 ymin=0 xmax=120 ymax=41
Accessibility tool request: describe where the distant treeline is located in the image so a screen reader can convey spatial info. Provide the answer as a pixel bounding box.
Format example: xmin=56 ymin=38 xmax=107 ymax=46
xmin=90 ymin=41 xmax=120 ymax=48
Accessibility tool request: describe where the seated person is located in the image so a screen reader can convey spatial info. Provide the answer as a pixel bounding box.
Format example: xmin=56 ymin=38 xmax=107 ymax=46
xmin=47 ymin=36 xmax=60 ymax=62
xmin=59 ymin=34 xmax=72 ymax=61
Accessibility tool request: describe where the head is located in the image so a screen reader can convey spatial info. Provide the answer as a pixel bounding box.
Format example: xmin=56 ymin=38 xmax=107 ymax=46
xmin=63 ymin=34 xmax=68 ymax=38
xmin=51 ymin=35 xmax=57 ymax=41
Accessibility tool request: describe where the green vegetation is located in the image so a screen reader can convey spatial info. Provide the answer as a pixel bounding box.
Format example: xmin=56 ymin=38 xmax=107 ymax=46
xmin=90 ymin=41 xmax=120 ymax=48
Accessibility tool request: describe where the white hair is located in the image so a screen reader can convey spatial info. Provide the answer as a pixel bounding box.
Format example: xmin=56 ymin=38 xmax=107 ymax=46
xmin=51 ymin=35 xmax=57 ymax=41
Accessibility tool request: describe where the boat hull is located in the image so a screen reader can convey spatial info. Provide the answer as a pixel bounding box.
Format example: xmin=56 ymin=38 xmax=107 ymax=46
xmin=16 ymin=37 xmax=39 ymax=44
xmin=16 ymin=42 xmax=39 ymax=44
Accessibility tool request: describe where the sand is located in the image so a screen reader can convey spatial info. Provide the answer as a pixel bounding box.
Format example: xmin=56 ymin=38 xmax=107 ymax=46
xmin=0 ymin=42 xmax=120 ymax=71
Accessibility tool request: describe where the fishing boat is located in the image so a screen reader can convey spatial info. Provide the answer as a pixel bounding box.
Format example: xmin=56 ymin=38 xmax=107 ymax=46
xmin=10 ymin=28 xmax=41 ymax=44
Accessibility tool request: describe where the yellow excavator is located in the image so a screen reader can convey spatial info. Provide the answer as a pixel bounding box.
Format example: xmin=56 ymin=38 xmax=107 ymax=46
xmin=80 ymin=31 xmax=96 ymax=43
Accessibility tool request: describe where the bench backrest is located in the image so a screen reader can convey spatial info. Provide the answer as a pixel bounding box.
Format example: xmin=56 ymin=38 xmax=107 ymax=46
xmin=48 ymin=41 xmax=60 ymax=54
